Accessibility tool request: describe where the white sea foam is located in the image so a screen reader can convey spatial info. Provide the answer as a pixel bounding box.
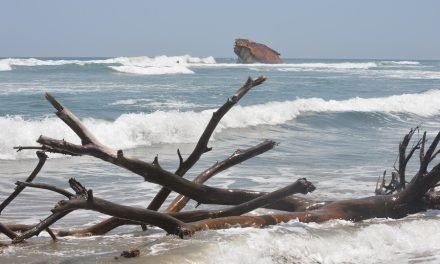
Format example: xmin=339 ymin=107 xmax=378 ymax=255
xmin=0 ymin=62 xmax=12 ymax=71
xmin=0 ymin=111 xmax=210 ymax=160
xmin=368 ymin=69 xmax=440 ymax=80
xmin=220 ymin=89 xmax=440 ymax=129
xmin=380 ymin=60 xmax=420 ymax=65
xmin=0 ymin=58 xmax=379 ymax=72
xmin=3 ymin=57 xmax=435 ymax=79
xmin=0 ymin=55 xmax=215 ymax=67
xmin=0 ymin=58 xmax=68 ymax=67
xmin=111 ymin=99 xmax=148 ymax=105
xmin=280 ymin=62 xmax=378 ymax=70
xmin=2 ymin=90 xmax=440 ymax=159
xmin=111 ymin=98 xmax=199 ymax=109
xmin=194 ymin=218 xmax=440 ymax=264
xmin=214 ymin=61 xmax=440 ymax=80
xmin=109 ymin=65 xmax=194 ymax=75
xmin=200 ymin=62 xmax=378 ymax=70
xmin=0 ymin=55 xmax=215 ymax=75
xmin=105 ymin=55 xmax=216 ymax=68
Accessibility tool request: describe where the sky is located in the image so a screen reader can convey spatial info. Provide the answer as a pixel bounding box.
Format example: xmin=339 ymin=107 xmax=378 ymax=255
xmin=1 ymin=0 xmax=439 ymax=60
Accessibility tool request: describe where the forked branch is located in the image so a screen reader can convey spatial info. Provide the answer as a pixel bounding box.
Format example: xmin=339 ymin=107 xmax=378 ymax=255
xmin=0 ymin=151 xmax=48 ymax=214
xmin=149 ymin=76 xmax=267 ymax=211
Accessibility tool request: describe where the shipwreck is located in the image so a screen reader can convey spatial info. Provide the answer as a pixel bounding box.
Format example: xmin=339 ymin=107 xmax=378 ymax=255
xmin=234 ymin=38 xmax=282 ymax=64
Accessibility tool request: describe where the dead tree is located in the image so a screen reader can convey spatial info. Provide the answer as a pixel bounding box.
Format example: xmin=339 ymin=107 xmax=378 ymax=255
xmin=1 ymin=76 xmax=440 ymax=247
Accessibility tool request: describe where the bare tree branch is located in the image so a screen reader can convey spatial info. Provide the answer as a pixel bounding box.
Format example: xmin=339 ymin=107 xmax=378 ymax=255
xmin=15 ymin=181 xmax=73 ymax=198
xmin=36 ymin=92 xmax=318 ymax=211
xmin=0 ymin=151 xmax=47 ymax=214
xmin=148 ymin=76 xmax=267 ymax=211
xmin=0 ymin=222 xmax=17 ymax=240
xmin=167 ymin=140 xmax=277 ymax=212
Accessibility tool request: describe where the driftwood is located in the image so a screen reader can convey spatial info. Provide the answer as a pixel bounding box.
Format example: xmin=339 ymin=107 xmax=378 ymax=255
xmin=1 ymin=77 xmax=440 ymax=251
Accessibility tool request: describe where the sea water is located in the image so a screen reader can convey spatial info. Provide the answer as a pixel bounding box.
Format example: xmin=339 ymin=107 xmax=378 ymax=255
xmin=0 ymin=56 xmax=439 ymax=263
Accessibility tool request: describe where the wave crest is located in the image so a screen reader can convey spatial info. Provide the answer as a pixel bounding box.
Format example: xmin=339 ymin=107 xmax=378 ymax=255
xmin=0 ymin=62 xmax=12 ymax=71
xmin=0 ymin=55 xmax=216 ymax=75
xmin=109 ymin=65 xmax=194 ymax=75
xmin=2 ymin=90 xmax=440 ymax=159
xmin=279 ymin=62 xmax=378 ymax=70
xmin=380 ymin=60 xmax=420 ymax=65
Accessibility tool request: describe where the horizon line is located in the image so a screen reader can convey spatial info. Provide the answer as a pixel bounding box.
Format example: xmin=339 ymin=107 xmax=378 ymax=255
xmin=1 ymin=56 xmax=439 ymax=61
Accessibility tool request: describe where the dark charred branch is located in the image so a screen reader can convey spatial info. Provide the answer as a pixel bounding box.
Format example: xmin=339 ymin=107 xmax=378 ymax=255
xmin=397 ymin=127 xmax=419 ymax=190
xmin=56 ymin=128 xmax=437 ymax=237
xmin=179 ymin=129 xmax=440 ymax=233
xmin=58 ymin=194 xmax=328 ymax=236
xmin=185 ymin=191 xmax=437 ymax=234
xmin=167 ymin=140 xmax=277 ymax=212
xmin=15 ymin=181 xmax=73 ymax=198
xmin=148 ymin=76 xmax=267 ymax=211
xmin=45 ymin=227 xmax=57 ymax=241
xmin=2 ymin=223 xmax=56 ymax=241
xmin=35 ymin=92 xmax=322 ymax=212
xmin=0 ymin=151 xmax=47 ymax=214
xmin=82 ymin=139 xmax=277 ymax=236
xmin=57 ymin=195 xmax=325 ymax=237
xmin=11 ymin=179 xmax=189 ymax=237
xmin=419 ymin=131 xmax=440 ymax=175
xmin=44 ymin=178 xmax=314 ymax=237
xmin=4 ymin=180 xmax=76 ymax=242
xmin=174 ymin=76 xmax=266 ymax=176
xmin=13 ymin=211 xmax=72 ymax=243
xmin=420 ymin=131 xmax=427 ymax=164
xmin=45 ymin=93 xmax=100 ymax=146
xmin=169 ymin=178 xmax=315 ymax=222
xmin=57 ymin=217 xmax=141 ymax=237
xmin=14 ymin=145 xmax=80 ymax=156
xmin=15 ymin=177 xmax=314 ymax=238
xmin=37 ymin=134 xmax=319 ymax=210
xmin=50 ymin=194 xmax=191 ymax=237
xmin=13 ymin=146 xmax=45 ymax=152
xmin=5 ymin=78 xmax=440 ymax=247
xmin=0 ymin=222 xmax=17 ymax=240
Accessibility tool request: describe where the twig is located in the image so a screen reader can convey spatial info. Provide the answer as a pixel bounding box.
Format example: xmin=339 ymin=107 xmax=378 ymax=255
xmin=15 ymin=181 xmax=73 ymax=198
xmin=0 ymin=151 xmax=48 ymax=214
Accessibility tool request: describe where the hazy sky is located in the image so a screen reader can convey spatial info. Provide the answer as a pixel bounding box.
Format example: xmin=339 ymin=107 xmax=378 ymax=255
xmin=2 ymin=0 xmax=439 ymax=59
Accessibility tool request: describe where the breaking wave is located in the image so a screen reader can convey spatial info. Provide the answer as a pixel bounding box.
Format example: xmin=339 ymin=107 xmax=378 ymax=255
xmin=0 ymin=62 xmax=12 ymax=71
xmin=204 ymin=62 xmax=379 ymax=70
xmin=366 ymin=69 xmax=440 ymax=80
xmin=1 ymin=90 xmax=440 ymax=160
xmin=0 ymin=55 xmax=215 ymax=75
xmin=1 ymin=57 xmax=429 ymax=76
xmin=277 ymin=62 xmax=378 ymax=70
xmin=0 ymin=55 xmax=216 ymax=67
xmin=192 ymin=218 xmax=440 ymax=264
xmin=380 ymin=60 xmax=420 ymax=65
xmin=110 ymin=98 xmax=200 ymax=109
xmin=109 ymin=65 xmax=194 ymax=75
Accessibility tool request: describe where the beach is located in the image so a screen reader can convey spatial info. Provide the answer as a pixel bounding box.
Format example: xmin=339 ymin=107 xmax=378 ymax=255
xmin=0 ymin=56 xmax=439 ymax=262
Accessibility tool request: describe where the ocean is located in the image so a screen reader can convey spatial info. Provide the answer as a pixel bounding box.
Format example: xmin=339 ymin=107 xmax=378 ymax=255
xmin=0 ymin=56 xmax=440 ymax=263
